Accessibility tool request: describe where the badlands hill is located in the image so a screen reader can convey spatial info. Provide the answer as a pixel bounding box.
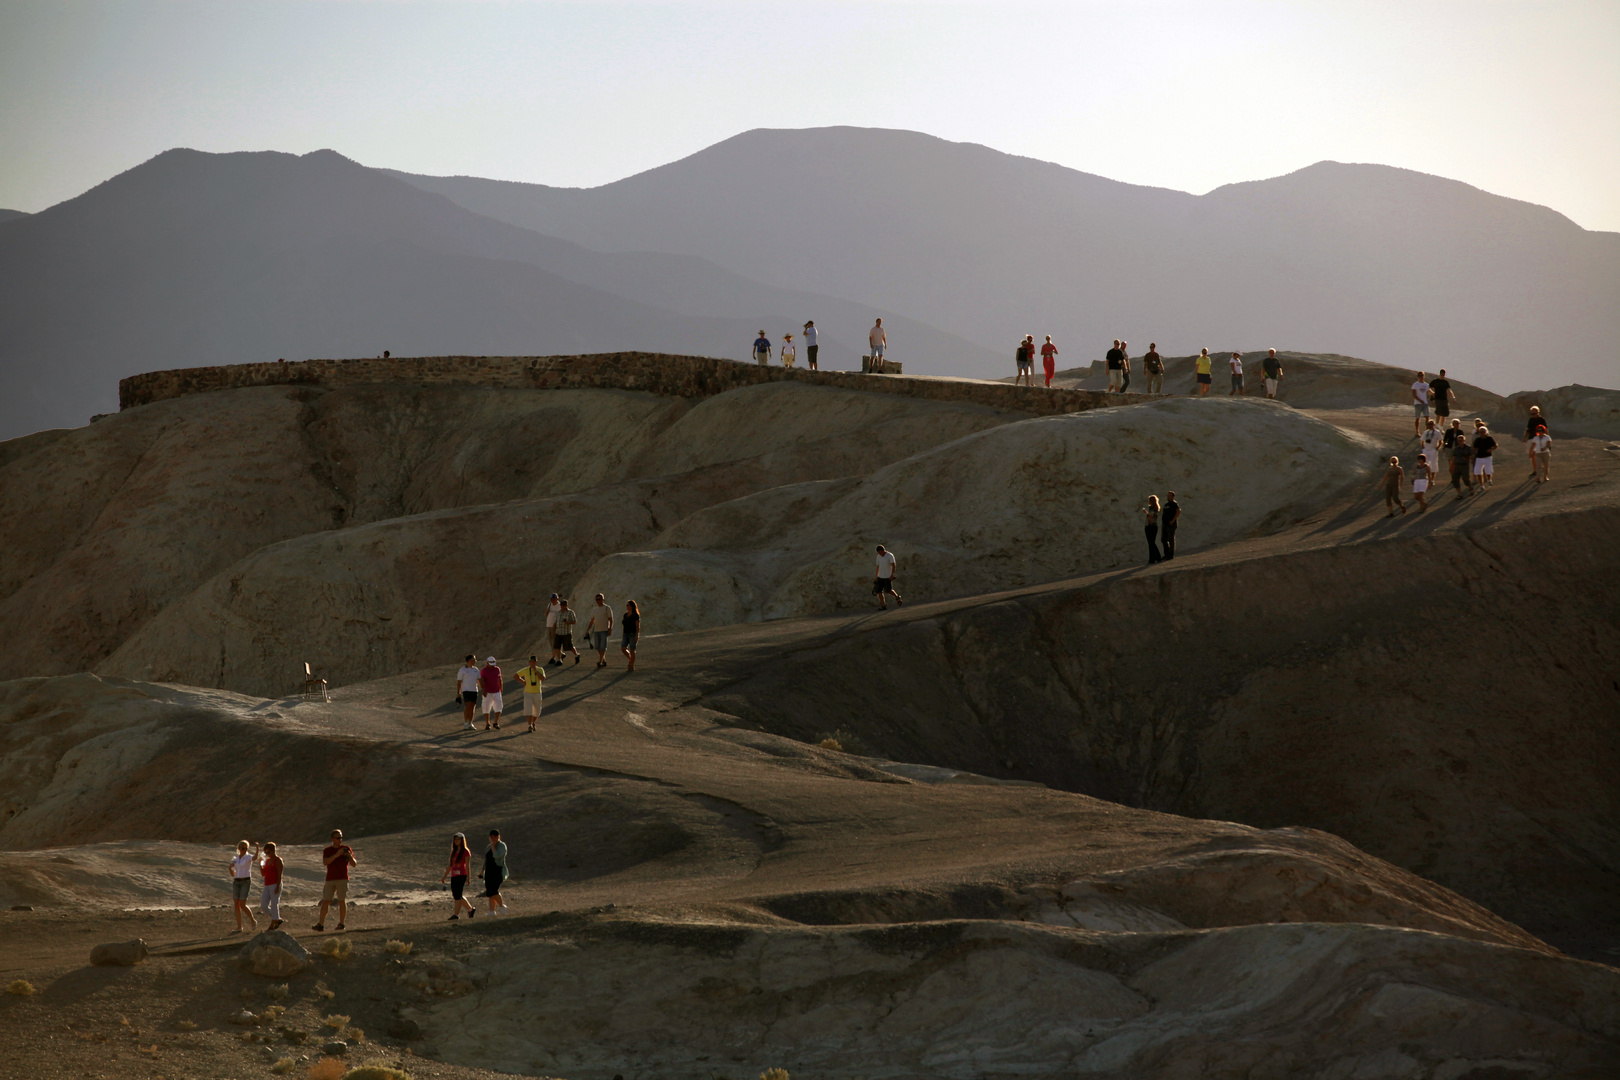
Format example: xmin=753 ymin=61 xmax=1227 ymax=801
xmin=1 ymin=353 xmax=1617 ymax=1078
xmin=395 ymin=126 xmax=1620 ymax=392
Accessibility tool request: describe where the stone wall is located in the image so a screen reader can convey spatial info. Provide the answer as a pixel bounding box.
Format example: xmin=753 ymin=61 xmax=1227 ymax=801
xmin=119 ymin=352 xmax=1148 ymax=417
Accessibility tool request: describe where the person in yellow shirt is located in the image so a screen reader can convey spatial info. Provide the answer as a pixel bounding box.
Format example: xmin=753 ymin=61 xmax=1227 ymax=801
xmin=1194 ymin=348 xmax=1213 ymax=396
xmin=516 ymin=654 xmax=546 ymax=732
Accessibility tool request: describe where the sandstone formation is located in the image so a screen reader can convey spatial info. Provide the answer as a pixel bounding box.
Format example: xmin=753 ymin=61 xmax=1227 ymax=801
xmin=578 ymin=397 xmax=1376 ymax=633
xmin=1506 ymin=383 xmax=1620 ymax=439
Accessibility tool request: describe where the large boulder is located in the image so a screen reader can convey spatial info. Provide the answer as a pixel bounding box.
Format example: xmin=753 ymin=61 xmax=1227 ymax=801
xmin=89 ymin=939 xmax=149 ymax=966
xmin=238 ymin=929 xmax=311 ymax=977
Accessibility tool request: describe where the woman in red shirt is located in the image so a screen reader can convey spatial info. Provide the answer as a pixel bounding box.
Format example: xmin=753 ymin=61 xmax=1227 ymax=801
xmin=256 ymin=841 xmax=284 ymax=931
xmin=440 ymin=833 xmax=474 ymax=920
xmin=1040 ymin=336 xmax=1058 ymax=387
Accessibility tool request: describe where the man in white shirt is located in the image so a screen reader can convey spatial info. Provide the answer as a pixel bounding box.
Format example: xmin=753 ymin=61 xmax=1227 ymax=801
xmin=545 ymin=594 xmax=564 ymax=665
xmin=873 ymin=544 xmax=902 ymax=609
xmin=1420 ymin=418 xmax=1443 ymax=476
xmin=1411 ymin=372 xmax=1432 ymax=435
xmin=585 ymin=593 xmax=615 ymax=668
xmin=1228 ymin=353 xmax=1245 ymax=396
xmin=869 ymin=319 xmax=887 ymax=365
xmin=455 ymin=653 xmax=481 ymax=730
xmin=803 ymin=321 xmax=819 ymax=369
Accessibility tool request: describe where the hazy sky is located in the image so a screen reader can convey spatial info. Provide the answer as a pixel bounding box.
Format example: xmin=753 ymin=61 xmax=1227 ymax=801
xmin=3 ymin=1 xmax=1618 ymax=230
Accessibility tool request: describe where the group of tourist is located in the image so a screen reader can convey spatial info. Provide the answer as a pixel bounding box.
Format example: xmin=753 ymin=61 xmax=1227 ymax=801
xmin=454 ymin=597 xmax=643 ymax=732
xmin=227 ymin=829 xmax=360 ymax=934
xmin=752 ymin=320 xmax=825 ymax=368
xmin=1138 ymin=493 xmax=1182 ymax=564
xmin=1383 ymin=406 xmax=1551 ymax=515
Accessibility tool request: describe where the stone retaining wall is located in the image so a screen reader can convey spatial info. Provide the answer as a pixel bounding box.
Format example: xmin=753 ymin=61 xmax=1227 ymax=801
xmin=119 ymin=353 xmax=1148 ymax=417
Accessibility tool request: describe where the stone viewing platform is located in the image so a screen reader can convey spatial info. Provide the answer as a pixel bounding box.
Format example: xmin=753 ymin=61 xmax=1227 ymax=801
xmin=119 ymin=353 xmax=1151 ymax=417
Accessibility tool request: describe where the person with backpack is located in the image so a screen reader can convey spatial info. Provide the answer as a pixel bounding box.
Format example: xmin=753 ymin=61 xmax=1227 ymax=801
xmin=753 ymin=331 xmax=772 ymax=366
xmin=1143 ymin=343 xmax=1164 ymax=394
xmin=1040 ymin=335 xmax=1058 ymax=387
xmin=1472 ymin=421 xmax=1498 ymax=489
xmin=1106 ymin=340 xmax=1125 ymax=393
xmin=1524 ymin=407 xmax=1548 ymax=479
xmin=1014 ymin=336 xmax=1033 ymax=387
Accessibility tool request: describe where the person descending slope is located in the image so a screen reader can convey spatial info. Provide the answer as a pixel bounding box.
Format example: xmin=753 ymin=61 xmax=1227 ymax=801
xmin=873 ymin=544 xmax=903 ymax=609
xmin=479 ymin=656 xmax=503 ymax=730
xmin=516 ymin=655 xmax=545 ymax=731
xmin=1381 ymin=456 xmax=1407 ymax=517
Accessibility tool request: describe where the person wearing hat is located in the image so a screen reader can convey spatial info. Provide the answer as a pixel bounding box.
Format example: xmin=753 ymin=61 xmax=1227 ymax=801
xmin=781 ymin=332 xmax=797 ymax=368
xmin=545 ymin=593 xmax=564 ymax=665
xmin=478 ymin=655 xmax=504 ymax=730
xmin=803 ymin=321 xmax=819 ymax=369
xmin=753 ymin=330 xmax=772 ymax=366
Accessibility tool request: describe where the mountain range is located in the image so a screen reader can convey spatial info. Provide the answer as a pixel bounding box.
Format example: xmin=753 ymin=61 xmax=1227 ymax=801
xmin=1 ymin=126 xmax=1615 ymax=439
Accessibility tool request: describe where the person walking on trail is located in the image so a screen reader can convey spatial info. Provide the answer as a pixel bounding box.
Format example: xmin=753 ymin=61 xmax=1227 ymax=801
xmin=256 ymin=841 xmax=284 ymax=931
xmin=1411 ymin=372 xmax=1432 ymax=435
xmin=517 ymin=655 xmax=545 ymax=731
xmin=1194 ymin=348 xmax=1213 ymax=396
xmin=313 ymin=829 xmax=356 ymax=932
xmin=1228 ymin=352 xmax=1245 ymax=396
xmin=781 ymin=333 xmax=797 ymax=369
xmin=1106 ymin=340 xmax=1125 ymax=393
xmin=545 ymin=593 xmax=564 ymax=665
xmin=1524 ymin=407 xmax=1549 ymax=478
xmin=1161 ymin=492 xmax=1180 ymax=559
xmin=456 ymin=654 xmax=481 ymax=730
xmin=753 ymin=331 xmax=772 ymax=366
xmin=1040 ymin=335 xmax=1058 ymax=387
xmin=869 ymin=319 xmax=887 ymax=364
xmin=1531 ymin=428 xmax=1552 ymax=483
xmin=480 ymin=830 xmax=509 ymax=915
xmin=803 ymin=321 xmax=819 ymax=369
xmin=1472 ymin=421 xmax=1498 ymax=489
xmin=1430 ymin=369 xmax=1455 ymax=422
xmin=873 ymin=544 xmax=903 ymax=609
xmin=1381 ymin=456 xmax=1408 ymax=516
xmin=1421 ymin=418 xmax=1443 ymax=478
xmin=1143 ymin=343 xmax=1164 ymax=394
xmin=621 ymin=600 xmax=642 ymax=672
xmin=554 ymin=599 xmax=580 ymax=664
xmin=1449 ymin=429 xmax=1476 ymax=497
xmin=1411 ymin=454 xmax=1433 ymax=512
xmin=1141 ymin=496 xmax=1163 ymax=564
xmin=441 ymin=832 xmax=475 ymax=920
xmin=229 ymin=840 xmax=258 ymax=933
xmin=478 ymin=656 xmax=504 ymax=730
xmin=1120 ymin=341 xmax=1133 ymax=393
xmin=586 ymin=593 xmax=615 ymax=668
xmin=1014 ymin=336 xmax=1033 ymax=387
xmin=1262 ymin=349 xmax=1283 ymax=399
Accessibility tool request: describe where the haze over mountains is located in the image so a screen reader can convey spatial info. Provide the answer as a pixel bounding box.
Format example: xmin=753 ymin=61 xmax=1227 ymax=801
xmin=2 ymin=125 xmax=1616 ymax=439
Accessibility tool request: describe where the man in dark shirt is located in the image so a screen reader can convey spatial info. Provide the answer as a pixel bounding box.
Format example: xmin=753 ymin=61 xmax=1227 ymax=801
xmin=1105 ymin=340 xmax=1125 ymax=393
xmin=1143 ymin=343 xmax=1164 ymax=394
xmin=1262 ymin=349 xmax=1283 ymax=399
xmin=1430 ymin=370 xmax=1454 ymax=420
xmin=1450 ymin=434 xmax=1475 ymax=496
xmin=1161 ymin=491 xmax=1180 ymax=559
xmin=1472 ymin=422 xmax=1498 ymax=490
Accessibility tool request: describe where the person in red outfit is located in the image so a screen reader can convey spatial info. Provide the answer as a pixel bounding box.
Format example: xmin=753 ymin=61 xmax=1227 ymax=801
xmin=1040 ymin=335 xmax=1058 ymax=387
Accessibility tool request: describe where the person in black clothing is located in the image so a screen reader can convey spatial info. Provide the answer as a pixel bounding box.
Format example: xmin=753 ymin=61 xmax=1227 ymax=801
xmin=1161 ymin=492 xmax=1180 ymax=559
xmin=1430 ymin=369 xmax=1454 ymax=421
xmin=1106 ymin=340 xmax=1125 ymax=393
xmin=1262 ymin=350 xmax=1283 ymax=399
xmin=1471 ymin=421 xmax=1498 ymax=489
xmin=1143 ymin=343 xmax=1164 ymax=394
xmin=620 ymin=599 xmax=642 ymax=672
xmin=1141 ymin=495 xmax=1162 ymax=564
xmin=1449 ymin=433 xmax=1475 ymax=496
xmin=1119 ymin=341 xmax=1131 ymax=393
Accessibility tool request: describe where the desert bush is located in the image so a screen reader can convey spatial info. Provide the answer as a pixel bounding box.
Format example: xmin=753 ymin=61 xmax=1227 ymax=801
xmin=322 ymin=1013 xmax=350 ymax=1030
xmin=384 ymin=940 xmax=413 ymax=955
xmin=4 ymin=980 xmax=35 ymax=996
xmin=271 ymin=1058 xmax=296 ymax=1075
xmin=174 ymin=1019 xmax=197 ymax=1031
xmin=322 ymin=938 xmax=353 ymax=960
xmin=314 ymin=980 xmax=336 ymax=1000
xmin=817 ymin=737 xmax=843 ymax=751
xmin=760 ymin=1070 xmax=790 ymax=1080
xmin=813 ymin=728 xmax=870 ymax=756
xmin=341 ymin=1066 xmax=410 ymax=1080
xmin=307 ymin=1059 xmax=346 ymax=1080
xmin=267 ymin=982 xmax=290 ymax=1000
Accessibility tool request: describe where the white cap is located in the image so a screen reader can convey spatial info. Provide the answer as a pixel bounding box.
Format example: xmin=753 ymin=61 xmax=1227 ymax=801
xmin=486 ymin=656 xmax=497 ymax=663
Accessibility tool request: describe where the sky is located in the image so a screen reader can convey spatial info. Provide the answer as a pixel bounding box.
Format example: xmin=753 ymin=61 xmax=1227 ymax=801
xmin=2 ymin=1 xmax=1618 ymax=231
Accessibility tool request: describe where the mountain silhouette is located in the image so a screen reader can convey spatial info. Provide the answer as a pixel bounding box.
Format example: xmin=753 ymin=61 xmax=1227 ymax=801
xmin=395 ymin=127 xmax=1620 ymax=393
xmin=0 ymin=147 xmax=992 ymax=438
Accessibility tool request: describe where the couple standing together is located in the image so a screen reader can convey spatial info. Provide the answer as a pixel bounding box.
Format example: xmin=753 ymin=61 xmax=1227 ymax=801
xmin=1139 ymin=492 xmax=1181 ymax=564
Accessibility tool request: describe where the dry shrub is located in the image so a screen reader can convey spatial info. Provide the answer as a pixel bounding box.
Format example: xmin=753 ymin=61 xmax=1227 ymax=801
xmin=306 ymin=1059 xmax=346 ymax=1080
xmin=813 ymin=728 xmax=870 ymax=756
xmin=271 ymin=1058 xmax=296 ymax=1075
xmin=384 ymin=940 xmax=413 ymax=955
xmin=343 ymin=1026 xmax=366 ymax=1042
xmin=4 ymin=979 xmax=35 ymax=996
xmin=760 ymin=1070 xmax=790 ymax=1080
xmin=322 ymin=938 xmax=353 ymax=960
xmin=322 ymin=1013 xmax=350 ymax=1030
xmin=817 ymin=737 xmax=843 ymax=751
xmin=341 ymin=1067 xmax=410 ymax=1080
xmin=174 ymin=1020 xmax=197 ymax=1031
xmin=267 ymin=982 xmax=290 ymax=1000
xmin=262 ymin=1005 xmax=285 ymax=1021
xmin=315 ymin=981 xmax=336 ymax=1000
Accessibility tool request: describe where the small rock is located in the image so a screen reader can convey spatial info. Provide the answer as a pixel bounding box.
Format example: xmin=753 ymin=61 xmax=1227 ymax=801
xmin=229 ymin=1009 xmax=258 ymax=1025
xmin=238 ymin=930 xmax=311 ymax=977
xmin=90 ymin=939 xmax=149 ymax=966
xmin=388 ymin=1018 xmax=423 ymax=1040
xmin=321 ymin=1039 xmax=348 ymax=1056
xmin=9 ymin=905 xmax=33 ymax=912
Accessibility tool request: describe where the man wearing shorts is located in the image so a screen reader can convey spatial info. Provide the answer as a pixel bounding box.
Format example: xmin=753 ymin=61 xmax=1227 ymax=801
xmin=803 ymin=321 xmax=819 ymax=369
xmin=1106 ymin=340 xmax=1124 ymax=392
xmin=873 ymin=544 xmax=902 ymax=609
xmin=1430 ymin=369 xmax=1454 ymax=421
xmin=868 ymin=319 xmax=887 ymax=364
xmin=517 ymin=656 xmax=545 ymax=731
xmin=1472 ymin=421 xmax=1497 ymax=488
xmin=1262 ymin=349 xmax=1282 ymax=399
xmin=554 ymin=599 xmax=580 ymax=664
xmin=545 ymin=594 xmax=563 ymax=665
xmin=314 ymin=829 xmax=356 ymax=932
xmin=1411 ymin=372 xmax=1432 ymax=435
xmin=1194 ymin=349 xmax=1212 ymax=395
xmin=456 ymin=654 xmax=480 ymax=730
xmin=479 ymin=656 xmax=504 ymax=730
xmin=585 ymin=593 xmax=614 ymax=668
xmin=1228 ymin=353 xmax=1245 ymax=396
